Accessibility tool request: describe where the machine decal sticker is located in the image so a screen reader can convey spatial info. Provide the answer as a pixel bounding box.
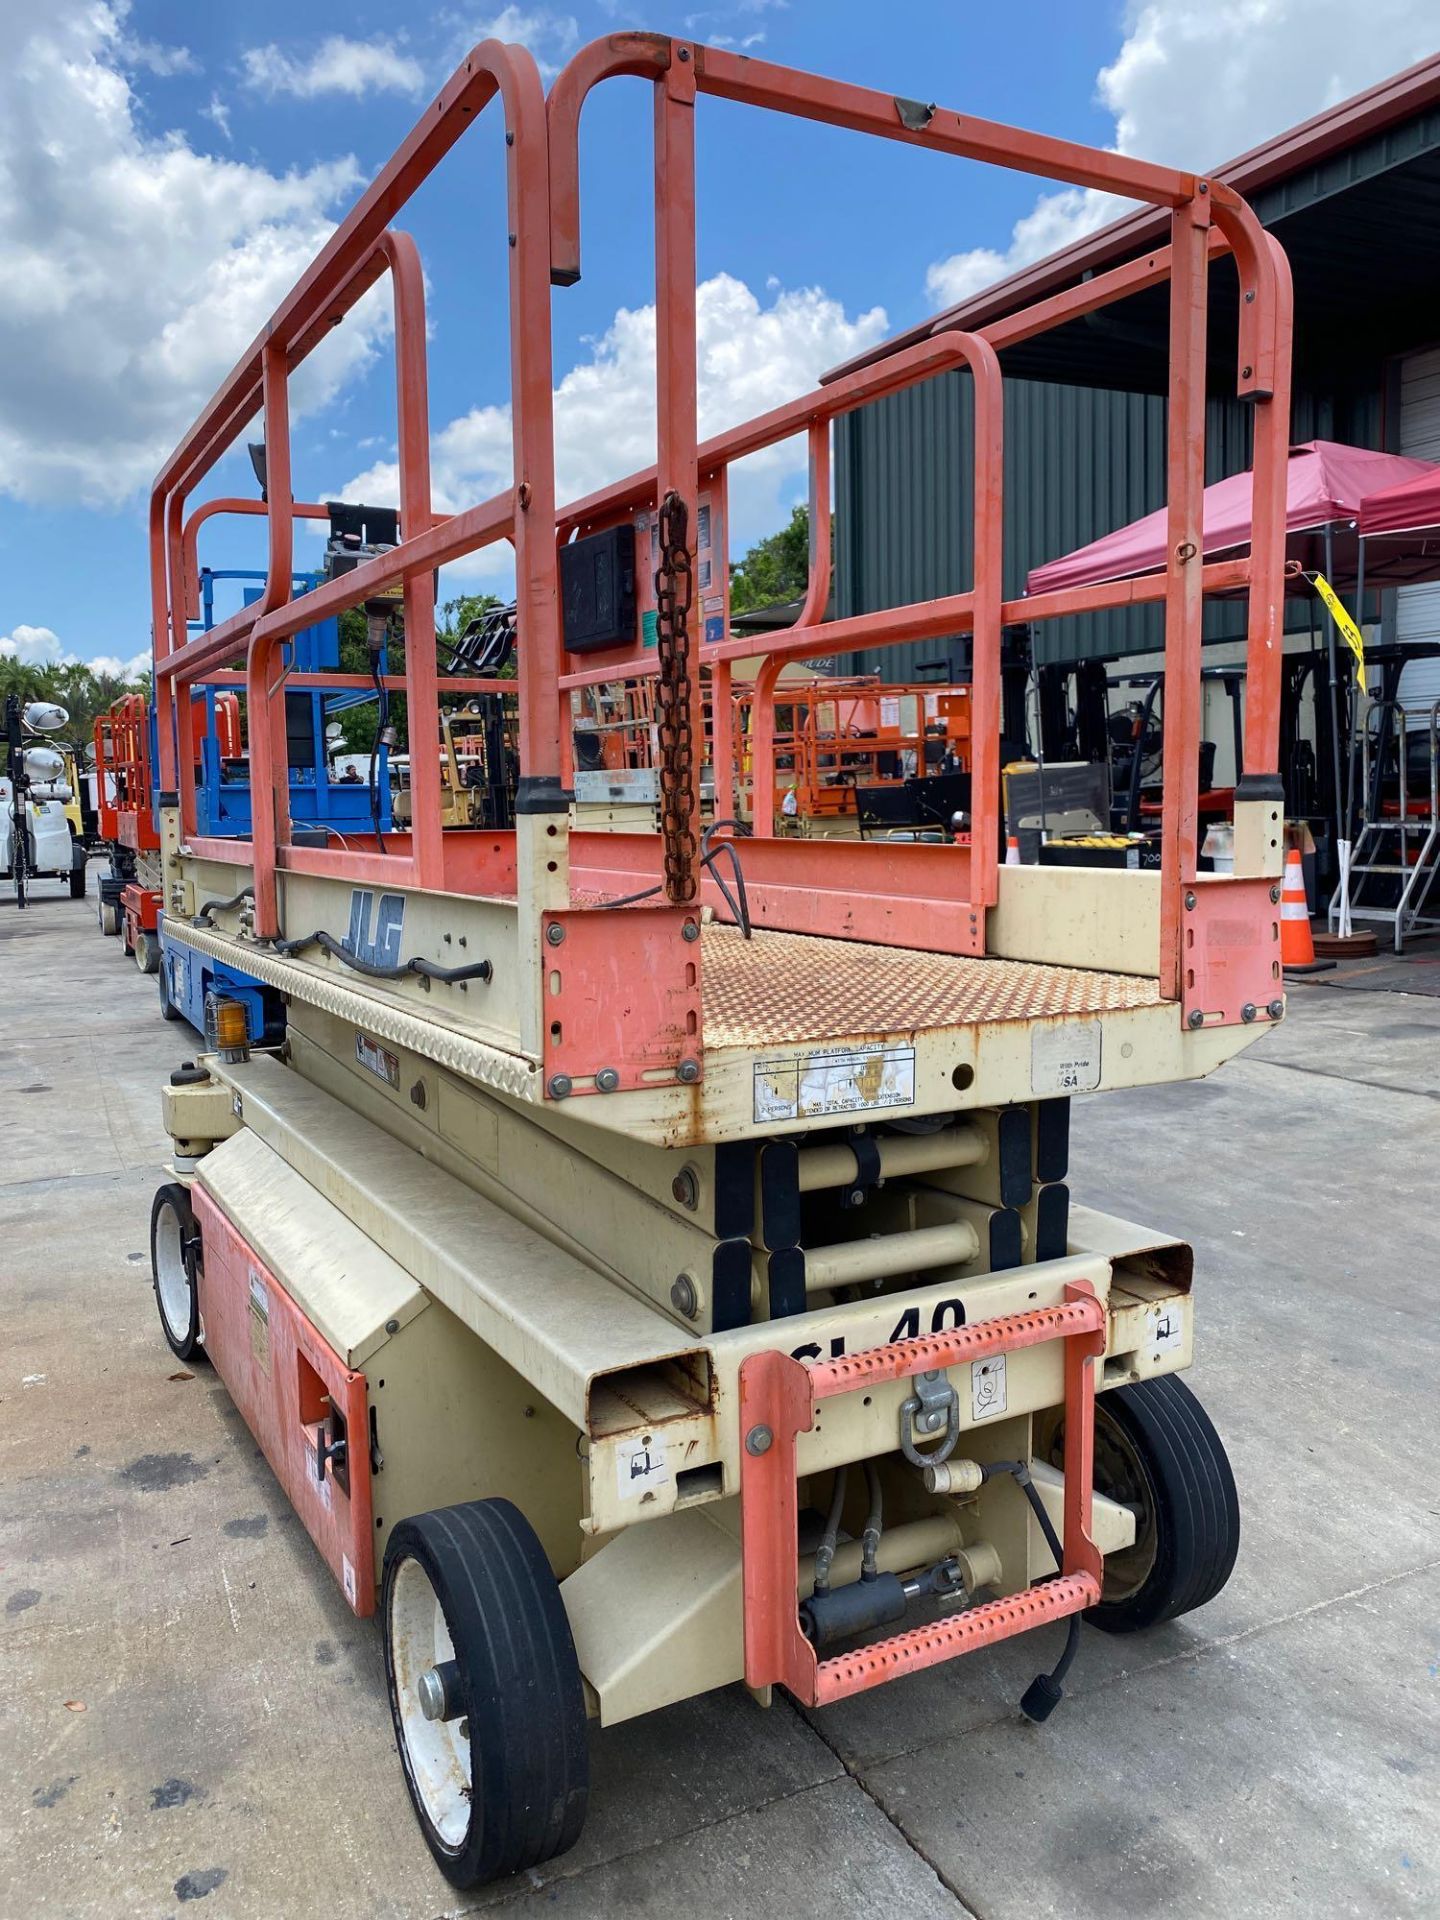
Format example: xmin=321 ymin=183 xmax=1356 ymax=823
xmin=971 ymin=1353 xmax=1007 ymax=1420
xmin=615 ymin=1432 xmax=671 ymax=1501
xmin=342 ymin=1555 xmax=357 ymax=1606
xmin=1031 ymin=1019 xmax=1101 ymax=1095
xmin=1148 ymin=1303 xmax=1185 ymax=1353
xmin=355 ymin=1031 xmax=400 ymax=1090
xmin=752 ymin=1045 xmax=916 ymax=1124
xmin=247 ymin=1270 xmax=272 ymax=1377
xmin=790 ymin=1295 xmax=965 ymax=1361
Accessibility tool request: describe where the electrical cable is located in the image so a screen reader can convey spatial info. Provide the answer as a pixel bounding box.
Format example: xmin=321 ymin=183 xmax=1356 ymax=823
xmin=368 ymin=643 xmax=389 ymax=854
xmin=269 ymin=927 xmax=492 ymax=985
xmin=192 ymin=889 xmax=252 ymax=927
xmin=600 ymin=822 xmax=754 ymax=937
xmin=982 ymin=1460 xmax=1083 ymax=1720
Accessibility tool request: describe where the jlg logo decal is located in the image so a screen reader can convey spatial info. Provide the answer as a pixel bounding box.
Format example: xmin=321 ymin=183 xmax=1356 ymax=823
xmin=347 ymin=888 xmax=406 ymax=969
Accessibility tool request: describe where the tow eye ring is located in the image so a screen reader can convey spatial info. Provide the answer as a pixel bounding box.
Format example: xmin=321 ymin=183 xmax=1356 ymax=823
xmin=899 ymin=1369 xmax=959 ymax=1468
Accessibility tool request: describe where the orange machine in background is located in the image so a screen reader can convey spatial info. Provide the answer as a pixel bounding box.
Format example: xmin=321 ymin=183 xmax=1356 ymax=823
xmin=735 ymin=676 xmax=971 ymax=834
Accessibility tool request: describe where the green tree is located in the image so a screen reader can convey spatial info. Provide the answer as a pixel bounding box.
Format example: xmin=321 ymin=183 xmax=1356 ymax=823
xmin=0 ymin=658 xmax=148 ymax=763
xmin=728 ymin=504 xmax=812 ymax=615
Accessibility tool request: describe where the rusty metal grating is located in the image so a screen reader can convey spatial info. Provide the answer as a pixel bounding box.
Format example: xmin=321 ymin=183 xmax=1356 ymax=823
xmin=702 ymin=925 xmax=1165 ymax=1049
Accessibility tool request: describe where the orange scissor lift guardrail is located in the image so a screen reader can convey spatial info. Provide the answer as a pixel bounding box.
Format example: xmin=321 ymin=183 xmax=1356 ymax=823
xmin=145 ymin=31 xmax=1294 ymax=1709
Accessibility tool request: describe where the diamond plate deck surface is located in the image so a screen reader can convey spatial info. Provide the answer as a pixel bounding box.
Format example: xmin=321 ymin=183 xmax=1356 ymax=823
xmin=701 ymin=925 xmax=1166 ymax=1049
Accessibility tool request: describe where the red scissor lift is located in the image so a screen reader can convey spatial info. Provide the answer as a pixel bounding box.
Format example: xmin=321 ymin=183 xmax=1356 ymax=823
xmin=145 ymin=34 xmax=1291 ymax=1890
xmin=93 ymin=693 xmax=162 ymax=949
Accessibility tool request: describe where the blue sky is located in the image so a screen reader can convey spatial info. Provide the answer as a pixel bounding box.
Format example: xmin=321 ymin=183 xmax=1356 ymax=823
xmin=0 ymin=0 xmax=1431 ymax=676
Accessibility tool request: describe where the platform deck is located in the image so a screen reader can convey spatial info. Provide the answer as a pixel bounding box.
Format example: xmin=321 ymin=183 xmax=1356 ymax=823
xmin=701 ymin=924 xmax=1166 ymax=1049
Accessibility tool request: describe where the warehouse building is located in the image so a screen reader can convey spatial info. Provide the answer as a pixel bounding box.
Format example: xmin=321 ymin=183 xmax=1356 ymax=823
xmin=830 ymin=56 xmax=1440 ymax=789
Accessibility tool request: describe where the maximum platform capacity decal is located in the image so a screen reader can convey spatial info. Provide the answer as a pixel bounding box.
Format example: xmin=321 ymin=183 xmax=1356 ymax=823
xmin=753 ymin=1044 xmax=916 ymax=1125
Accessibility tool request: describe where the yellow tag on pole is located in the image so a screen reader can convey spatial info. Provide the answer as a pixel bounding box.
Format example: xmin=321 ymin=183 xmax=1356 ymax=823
xmin=1311 ymin=572 xmax=1366 ymax=691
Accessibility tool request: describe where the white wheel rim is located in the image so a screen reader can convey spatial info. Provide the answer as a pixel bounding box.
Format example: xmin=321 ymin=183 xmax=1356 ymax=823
xmin=389 ymin=1556 xmax=472 ymax=1849
xmin=154 ymin=1204 xmax=192 ymax=1343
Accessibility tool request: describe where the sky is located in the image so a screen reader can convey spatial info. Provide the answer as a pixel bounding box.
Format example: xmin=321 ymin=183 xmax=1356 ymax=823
xmin=0 ymin=0 xmax=1434 ymax=679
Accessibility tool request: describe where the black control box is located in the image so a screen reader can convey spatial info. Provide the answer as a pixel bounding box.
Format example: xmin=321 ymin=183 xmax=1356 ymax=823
xmin=560 ymin=524 xmax=638 ymax=654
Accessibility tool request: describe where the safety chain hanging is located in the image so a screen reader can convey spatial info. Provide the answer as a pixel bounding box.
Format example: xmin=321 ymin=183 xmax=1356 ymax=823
xmin=654 ymin=489 xmax=699 ymax=902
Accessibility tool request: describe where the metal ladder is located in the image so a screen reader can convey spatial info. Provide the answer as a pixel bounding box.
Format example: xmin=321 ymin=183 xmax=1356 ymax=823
xmin=1330 ymin=698 xmax=1440 ymax=953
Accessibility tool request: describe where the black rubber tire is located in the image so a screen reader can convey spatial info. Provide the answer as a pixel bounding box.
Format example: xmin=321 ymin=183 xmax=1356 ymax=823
xmin=68 ymin=853 xmax=86 ymax=900
xmin=158 ymin=952 xmax=182 ymax=1021
xmin=382 ymin=1500 xmax=589 ymax=1889
xmin=1086 ymin=1375 xmax=1239 ymax=1634
xmin=149 ymin=1183 xmax=204 ymax=1362
xmin=98 ymin=895 xmax=120 ymax=936
xmin=135 ymin=929 xmax=159 ymax=975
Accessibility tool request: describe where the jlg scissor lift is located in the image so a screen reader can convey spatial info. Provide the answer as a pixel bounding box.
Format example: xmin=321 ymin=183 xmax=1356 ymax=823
xmin=143 ymin=34 xmax=1293 ymax=1892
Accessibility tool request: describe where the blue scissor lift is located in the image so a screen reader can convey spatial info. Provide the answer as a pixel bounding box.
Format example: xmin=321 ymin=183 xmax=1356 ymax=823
xmin=159 ymin=567 xmax=392 ymax=1044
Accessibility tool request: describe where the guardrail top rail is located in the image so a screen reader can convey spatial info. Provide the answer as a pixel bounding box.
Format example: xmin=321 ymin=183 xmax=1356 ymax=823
xmin=148 ymin=31 xmax=1293 ymax=1114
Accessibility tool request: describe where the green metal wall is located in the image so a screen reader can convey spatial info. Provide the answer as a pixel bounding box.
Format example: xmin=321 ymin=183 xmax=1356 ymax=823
xmin=834 ymin=370 xmax=1383 ymax=674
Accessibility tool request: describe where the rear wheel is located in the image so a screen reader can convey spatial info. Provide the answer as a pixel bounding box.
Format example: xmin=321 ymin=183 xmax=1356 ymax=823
xmin=135 ymin=929 xmax=159 ymax=974
xmin=98 ymin=895 xmax=120 ymax=936
xmin=1083 ymin=1375 xmax=1239 ymax=1633
xmin=149 ymin=1183 xmax=204 ymax=1361
xmin=68 ymin=860 xmax=86 ymax=899
xmin=382 ymin=1500 xmax=589 ymax=1889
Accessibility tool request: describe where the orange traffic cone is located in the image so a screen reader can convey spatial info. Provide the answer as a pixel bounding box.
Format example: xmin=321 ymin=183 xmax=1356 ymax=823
xmin=1280 ymin=848 xmax=1331 ymax=973
xmin=1005 ymin=836 xmax=1021 ymax=866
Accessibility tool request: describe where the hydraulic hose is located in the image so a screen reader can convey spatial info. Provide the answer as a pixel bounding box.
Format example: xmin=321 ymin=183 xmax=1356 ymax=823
xmin=812 ymin=1465 xmax=849 ymax=1598
xmin=861 ymin=1457 xmax=883 ymax=1581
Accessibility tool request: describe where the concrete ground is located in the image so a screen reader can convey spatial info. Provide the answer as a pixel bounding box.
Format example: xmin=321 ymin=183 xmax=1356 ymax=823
xmin=2 ymin=879 xmax=1437 ymax=1919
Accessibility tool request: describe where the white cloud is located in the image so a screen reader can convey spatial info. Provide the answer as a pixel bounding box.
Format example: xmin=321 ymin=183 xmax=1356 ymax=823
xmin=118 ymin=35 xmax=198 ymax=77
xmin=926 ymin=0 xmax=1437 ymax=307
xmin=0 ymin=624 xmax=66 ymax=667
xmin=333 ymin=272 xmax=887 ymax=583
xmin=441 ymin=9 xmax=580 ymax=79
xmin=83 ymin=650 xmax=152 ymax=680
xmin=200 ymin=95 xmax=233 ymax=142
xmin=0 ymin=3 xmax=390 ymax=507
xmin=0 ymin=625 xmax=148 ymax=680
xmin=241 ymin=35 xmax=427 ymax=100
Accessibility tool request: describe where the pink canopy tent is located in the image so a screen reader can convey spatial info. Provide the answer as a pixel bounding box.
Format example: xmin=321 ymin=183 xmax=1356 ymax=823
xmin=1026 ymin=440 xmax=1437 ymax=597
xmin=1356 ymin=467 xmax=1440 ymax=586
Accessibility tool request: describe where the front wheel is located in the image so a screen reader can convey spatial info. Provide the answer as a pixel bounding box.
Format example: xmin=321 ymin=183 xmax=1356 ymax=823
xmin=1084 ymin=1374 xmax=1240 ymax=1633
xmin=135 ymin=929 xmax=159 ymax=974
xmin=150 ymin=1183 xmax=205 ymax=1361
xmin=98 ymin=894 xmax=120 ymax=936
xmin=383 ymin=1501 xmax=589 ymax=1889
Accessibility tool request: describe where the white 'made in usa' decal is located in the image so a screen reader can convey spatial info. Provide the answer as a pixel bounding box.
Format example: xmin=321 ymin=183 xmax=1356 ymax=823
xmin=1031 ymin=1019 xmax=1101 ymax=1095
